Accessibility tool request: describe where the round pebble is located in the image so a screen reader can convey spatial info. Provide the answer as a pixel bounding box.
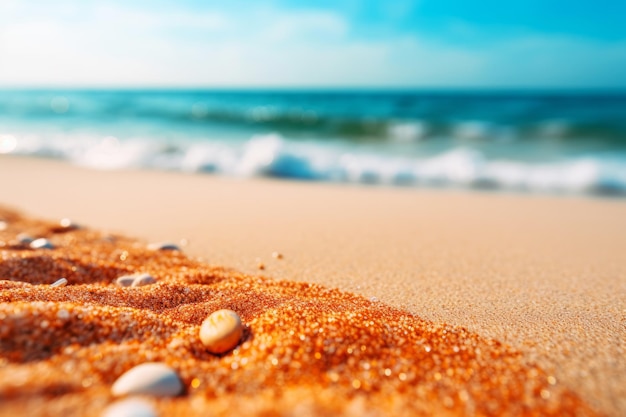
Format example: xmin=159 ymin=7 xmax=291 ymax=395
xmin=147 ymin=242 xmax=180 ymax=251
xmin=30 ymin=238 xmax=54 ymax=249
xmin=17 ymin=233 xmax=34 ymax=244
xmin=115 ymin=275 xmax=137 ymax=287
xmin=111 ymin=362 xmax=183 ymax=397
xmin=199 ymin=309 xmax=244 ymax=354
xmin=59 ymin=218 xmax=80 ymax=229
xmin=50 ymin=278 xmax=68 ymax=287
xmin=131 ymin=274 xmax=157 ymax=287
xmin=116 ymin=273 xmax=157 ymax=287
xmin=0 ymin=221 xmax=7 ymax=231
xmin=102 ymin=398 xmax=157 ymax=417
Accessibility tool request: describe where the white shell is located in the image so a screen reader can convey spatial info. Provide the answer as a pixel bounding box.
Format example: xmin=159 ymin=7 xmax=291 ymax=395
xmin=199 ymin=309 xmax=244 ymax=354
xmin=101 ymin=398 xmax=157 ymax=417
xmin=30 ymin=238 xmax=54 ymax=249
xmin=111 ymin=362 xmax=183 ymax=397
xmin=50 ymin=278 xmax=68 ymax=287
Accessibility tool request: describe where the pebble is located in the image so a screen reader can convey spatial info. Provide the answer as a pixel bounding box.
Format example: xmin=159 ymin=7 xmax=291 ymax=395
xmin=101 ymin=398 xmax=158 ymax=417
xmin=60 ymin=218 xmax=80 ymax=229
xmin=50 ymin=278 xmax=68 ymax=287
xmin=147 ymin=242 xmax=180 ymax=251
xmin=30 ymin=238 xmax=54 ymax=249
xmin=199 ymin=309 xmax=244 ymax=354
xmin=116 ymin=275 xmax=137 ymax=287
xmin=111 ymin=362 xmax=183 ymax=397
xmin=0 ymin=221 xmax=7 ymax=231
xmin=116 ymin=273 xmax=157 ymax=287
xmin=131 ymin=274 xmax=157 ymax=287
xmin=17 ymin=233 xmax=34 ymax=244
xmin=272 ymin=251 xmax=284 ymax=260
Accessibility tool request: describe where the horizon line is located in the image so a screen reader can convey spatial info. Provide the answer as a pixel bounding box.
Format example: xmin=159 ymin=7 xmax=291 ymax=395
xmin=2 ymin=85 xmax=626 ymax=94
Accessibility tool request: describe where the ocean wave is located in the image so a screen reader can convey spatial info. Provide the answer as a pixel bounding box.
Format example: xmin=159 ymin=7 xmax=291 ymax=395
xmin=2 ymin=90 xmax=626 ymax=144
xmin=2 ymin=132 xmax=626 ymax=196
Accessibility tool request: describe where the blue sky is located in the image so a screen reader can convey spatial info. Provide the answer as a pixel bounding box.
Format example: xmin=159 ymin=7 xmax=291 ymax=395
xmin=0 ymin=0 xmax=624 ymax=88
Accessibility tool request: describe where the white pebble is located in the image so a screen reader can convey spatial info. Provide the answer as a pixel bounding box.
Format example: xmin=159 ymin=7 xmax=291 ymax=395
xmin=0 ymin=221 xmax=7 ymax=231
xmin=102 ymin=398 xmax=157 ymax=417
xmin=147 ymin=242 xmax=180 ymax=251
xmin=111 ymin=363 xmax=183 ymax=397
xmin=50 ymin=278 xmax=68 ymax=287
xmin=131 ymin=274 xmax=157 ymax=287
xmin=200 ymin=309 xmax=244 ymax=354
xmin=30 ymin=238 xmax=54 ymax=249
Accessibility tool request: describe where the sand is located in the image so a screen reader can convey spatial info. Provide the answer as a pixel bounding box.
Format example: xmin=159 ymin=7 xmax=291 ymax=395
xmin=1 ymin=156 xmax=625 ymax=416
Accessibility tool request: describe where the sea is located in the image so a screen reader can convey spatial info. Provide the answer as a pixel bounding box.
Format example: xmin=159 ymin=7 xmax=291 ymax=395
xmin=1 ymin=89 xmax=625 ymax=196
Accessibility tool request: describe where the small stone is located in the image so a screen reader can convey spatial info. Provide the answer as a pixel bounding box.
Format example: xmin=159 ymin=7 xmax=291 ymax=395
xmin=200 ymin=309 xmax=244 ymax=354
xmin=111 ymin=362 xmax=183 ymax=397
xmin=0 ymin=221 xmax=7 ymax=231
xmin=272 ymin=251 xmax=283 ymax=259
xmin=257 ymin=262 xmax=265 ymax=270
xmin=17 ymin=233 xmax=34 ymax=244
xmin=131 ymin=274 xmax=157 ymax=287
xmin=116 ymin=275 xmax=136 ymax=287
xmin=59 ymin=218 xmax=80 ymax=229
xmin=102 ymin=398 xmax=157 ymax=417
xmin=116 ymin=273 xmax=157 ymax=287
xmin=30 ymin=238 xmax=54 ymax=249
xmin=50 ymin=278 xmax=68 ymax=287
xmin=147 ymin=242 xmax=180 ymax=251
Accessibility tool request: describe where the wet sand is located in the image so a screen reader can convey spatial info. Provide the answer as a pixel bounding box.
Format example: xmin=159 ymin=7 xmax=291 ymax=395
xmin=1 ymin=156 xmax=625 ymax=416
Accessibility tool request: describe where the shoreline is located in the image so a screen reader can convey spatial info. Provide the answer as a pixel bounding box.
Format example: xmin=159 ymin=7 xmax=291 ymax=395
xmin=1 ymin=155 xmax=625 ymax=415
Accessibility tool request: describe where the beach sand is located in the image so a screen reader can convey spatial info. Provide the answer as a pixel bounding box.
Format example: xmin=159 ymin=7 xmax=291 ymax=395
xmin=1 ymin=156 xmax=625 ymax=416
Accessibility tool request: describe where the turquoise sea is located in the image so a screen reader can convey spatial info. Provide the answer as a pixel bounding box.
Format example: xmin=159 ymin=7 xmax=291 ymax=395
xmin=1 ymin=89 xmax=625 ymax=196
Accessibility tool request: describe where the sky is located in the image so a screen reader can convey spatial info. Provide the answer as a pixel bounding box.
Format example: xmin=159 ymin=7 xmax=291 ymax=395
xmin=0 ymin=0 xmax=625 ymax=88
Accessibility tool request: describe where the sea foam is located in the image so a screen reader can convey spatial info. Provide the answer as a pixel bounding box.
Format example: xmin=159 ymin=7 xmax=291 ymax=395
xmin=3 ymin=131 xmax=626 ymax=196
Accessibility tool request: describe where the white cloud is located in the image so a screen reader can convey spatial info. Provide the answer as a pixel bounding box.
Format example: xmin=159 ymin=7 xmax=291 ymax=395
xmin=0 ymin=2 xmax=624 ymax=88
xmin=263 ymin=10 xmax=348 ymax=42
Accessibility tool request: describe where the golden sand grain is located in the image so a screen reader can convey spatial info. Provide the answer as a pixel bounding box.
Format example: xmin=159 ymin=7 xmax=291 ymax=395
xmin=0 ymin=207 xmax=599 ymax=416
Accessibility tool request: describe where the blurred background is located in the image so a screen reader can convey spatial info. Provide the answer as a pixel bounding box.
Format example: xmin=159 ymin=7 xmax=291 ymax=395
xmin=1 ymin=0 xmax=625 ymax=195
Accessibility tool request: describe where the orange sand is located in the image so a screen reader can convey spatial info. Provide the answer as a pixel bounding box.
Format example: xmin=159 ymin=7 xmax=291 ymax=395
xmin=0 ymin=207 xmax=598 ymax=416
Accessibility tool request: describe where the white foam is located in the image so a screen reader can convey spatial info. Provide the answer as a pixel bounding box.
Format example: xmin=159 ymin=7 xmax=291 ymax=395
xmin=2 ymin=130 xmax=625 ymax=196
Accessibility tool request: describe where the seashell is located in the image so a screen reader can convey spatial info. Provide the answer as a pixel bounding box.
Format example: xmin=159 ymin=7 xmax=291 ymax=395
xmin=101 ymin=398 xmax=157 ymax=417
xmin=111 ymin=362 xmax=183 ymax=397
xmin=147 ymin=242 xmax=180 ymax=251
xmin=30 ymin=238 xmax=54 ymax=249
xmin=131 ymin=274 xmax=157 ymax=287
xmin=50 ymin=278 xmax=68 ymax=287
xmin=199 ymin=309 xmax=244 ymax=354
